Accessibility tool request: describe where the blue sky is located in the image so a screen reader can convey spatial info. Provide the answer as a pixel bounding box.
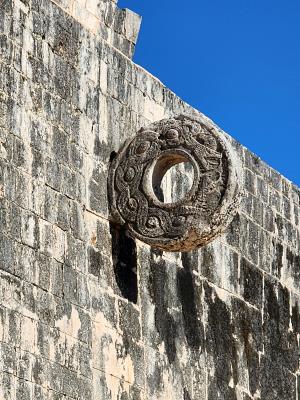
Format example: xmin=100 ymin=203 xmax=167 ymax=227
xmin=118 ymin=0 xmax=300 ymax=186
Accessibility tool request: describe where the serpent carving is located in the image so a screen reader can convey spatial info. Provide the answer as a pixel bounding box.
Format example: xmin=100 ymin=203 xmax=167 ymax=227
xmin=108 ymin=114 xmax=243 ymax=252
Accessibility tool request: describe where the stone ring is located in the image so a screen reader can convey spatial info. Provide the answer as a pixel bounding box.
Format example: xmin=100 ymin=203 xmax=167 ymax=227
xmin=108 ymin=114 xmax=243 ymax=252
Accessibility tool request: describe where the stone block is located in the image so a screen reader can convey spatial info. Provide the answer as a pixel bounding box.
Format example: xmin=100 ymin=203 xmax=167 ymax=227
xmin=240 ymin=258 xmax=263 ymax=309
xmin=0 ymin=342 xmax=16 ymax=374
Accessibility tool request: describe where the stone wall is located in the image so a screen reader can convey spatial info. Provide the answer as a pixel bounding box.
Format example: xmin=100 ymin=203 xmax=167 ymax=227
xmin=0 ymin=0 xmax=300 ymax=399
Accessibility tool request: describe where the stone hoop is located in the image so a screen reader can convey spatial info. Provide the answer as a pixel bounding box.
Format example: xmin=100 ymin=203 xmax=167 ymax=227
xmin=108 ymin=114 xmax=243 ymax=252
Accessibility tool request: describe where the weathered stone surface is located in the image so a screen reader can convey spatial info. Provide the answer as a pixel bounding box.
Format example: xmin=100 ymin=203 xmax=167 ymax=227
xmin=109 ymin=115 xmax=243 ymax=251
xmin=0 ymin=0 xmax=299 ymax=399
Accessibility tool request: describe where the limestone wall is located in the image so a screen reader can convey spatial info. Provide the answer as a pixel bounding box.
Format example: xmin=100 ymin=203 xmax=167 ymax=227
xmin=0 ymin=0 xmax=300 ymax=399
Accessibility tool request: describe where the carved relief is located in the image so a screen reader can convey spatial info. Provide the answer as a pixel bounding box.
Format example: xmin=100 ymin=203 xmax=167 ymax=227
xmin=108 ymin=114 xmax=243 ymax=252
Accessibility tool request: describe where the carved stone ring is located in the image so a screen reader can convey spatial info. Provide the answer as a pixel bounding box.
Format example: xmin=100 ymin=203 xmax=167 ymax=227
xmin=108 ymin=114 xmax=243 ymax=252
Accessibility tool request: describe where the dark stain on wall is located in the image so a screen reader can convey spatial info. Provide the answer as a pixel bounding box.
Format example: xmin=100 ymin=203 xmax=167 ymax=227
xmin=272 ymin=239 xmax=284 ymax=278
xmin=204 ymin=282 xmax=238 ymax=388
xmin=291 ymin=300 xmax=300 ymax=333
xmin=149 ymin=249 xmax=177 ymax=364
xmin=183 ymin=388 xmax=191 ymax=400
xmin=177 ymin=252 xmax=202 ymax=350
xmin=110 ymin=223 xmax=138 ymax=303
xmin=286 ymin=248 xmax=300 ymax=291
xmin=235 ymin=301 xmax=260 ymax=396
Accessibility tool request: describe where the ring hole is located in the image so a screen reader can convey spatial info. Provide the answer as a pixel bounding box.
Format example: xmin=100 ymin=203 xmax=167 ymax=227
xmin=152 ymin=154 xmax=194 ymax=204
